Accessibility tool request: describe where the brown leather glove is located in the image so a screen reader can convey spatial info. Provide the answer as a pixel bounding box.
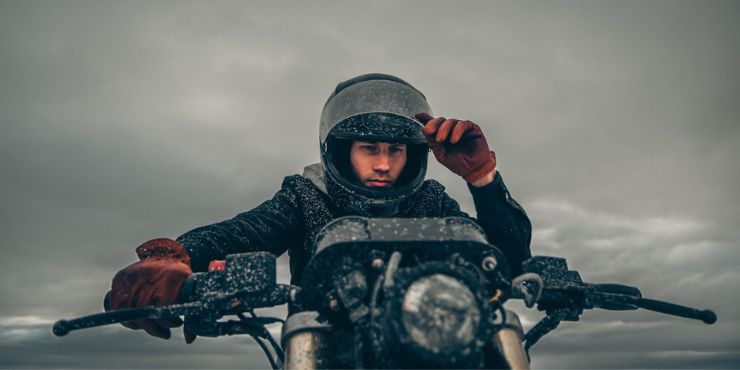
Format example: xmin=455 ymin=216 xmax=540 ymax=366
xmin=110 ymin=238 xmax=192 ymax=339
xmin=415 ymin=113 xmax=496 ymax=183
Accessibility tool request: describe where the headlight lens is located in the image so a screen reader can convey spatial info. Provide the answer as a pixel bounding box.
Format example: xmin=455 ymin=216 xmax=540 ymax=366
xmin=401 ymin=273 xmax=481 ymax=352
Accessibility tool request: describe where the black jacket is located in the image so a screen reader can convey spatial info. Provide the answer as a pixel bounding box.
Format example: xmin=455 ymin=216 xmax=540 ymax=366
xmin=177 ymin=169 xmax=531 ymax=283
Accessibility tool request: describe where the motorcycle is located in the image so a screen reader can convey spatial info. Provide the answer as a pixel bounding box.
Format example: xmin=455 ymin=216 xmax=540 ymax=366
xmin=53 ymin=217 xmax=717 ymax=369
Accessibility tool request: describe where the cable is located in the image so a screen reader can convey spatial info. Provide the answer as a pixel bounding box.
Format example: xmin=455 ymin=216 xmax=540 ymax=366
xmin=249 ymin=310 xmax=285 ymax=362
xmin=236 ymin=311 xmax=282 ymax=370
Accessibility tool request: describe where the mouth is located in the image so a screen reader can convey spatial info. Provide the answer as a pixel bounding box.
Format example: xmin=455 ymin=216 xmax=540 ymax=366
xmin=366 ymin=179 xmax=392 ymax=188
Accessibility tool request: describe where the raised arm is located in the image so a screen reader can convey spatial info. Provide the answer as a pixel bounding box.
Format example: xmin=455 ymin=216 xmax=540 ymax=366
xmin=417 ymin=112 xmax=531 ymax=275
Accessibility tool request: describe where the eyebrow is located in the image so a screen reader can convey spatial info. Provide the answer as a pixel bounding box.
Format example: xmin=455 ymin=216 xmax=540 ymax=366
xmin=356 ymin=142 xmax=405 ymax=148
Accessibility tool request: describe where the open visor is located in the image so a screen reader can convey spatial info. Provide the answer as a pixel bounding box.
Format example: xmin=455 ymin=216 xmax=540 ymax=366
xmin=329 ymin=113 xmax=427 ymax=144
xmin=320 ymin=78 xmax=432 ymax=144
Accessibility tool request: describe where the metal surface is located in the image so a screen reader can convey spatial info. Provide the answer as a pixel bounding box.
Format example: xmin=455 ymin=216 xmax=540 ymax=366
xmin=283 ymin=331 xmax=332 ymax=370
xmin=314 ymin=216 xmax=490 ymax=251
xmin=282 ymin=312 xmax=333 ymax=370
xmin=493 ymin=310 xmax=529 ymax=370
xmin=281 ymin=311 xmax=331 ymax=343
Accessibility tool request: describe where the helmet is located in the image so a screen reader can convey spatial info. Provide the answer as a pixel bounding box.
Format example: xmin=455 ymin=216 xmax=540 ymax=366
xmin=320 ymin=73 xmax=432 ymax=216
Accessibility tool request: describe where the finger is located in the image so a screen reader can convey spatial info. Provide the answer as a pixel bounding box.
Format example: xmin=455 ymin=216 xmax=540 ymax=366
xmin=414 ymin=112 xmax=434 ymax=124
xmin=435 ymin=119 xmax=459 ymax=143
xmin=109 ymin=271 xmax=135 ymax=310
xmin=422 ymin=116 xmax=446 ymax=137
xmin=131 ymin=288 xmax=150 ymax=308
xmin=108 ymin=292 xmax=129 ymax=311
xmin=450 ymin=120 xmax=474 ymax=144
xmin=139 ymin=319 xmax=172 ymax=339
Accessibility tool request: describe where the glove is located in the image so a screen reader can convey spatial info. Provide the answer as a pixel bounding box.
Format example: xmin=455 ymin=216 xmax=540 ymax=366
xmin=415 ymin=113 xmax=496 ymax=183
xmin=110 ymin=238 xmax=192 ymax=339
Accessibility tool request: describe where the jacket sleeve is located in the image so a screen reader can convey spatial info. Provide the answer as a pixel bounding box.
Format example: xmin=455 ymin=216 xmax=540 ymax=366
xmin=175 ymin=178 xmax=304 ymax=272
xmin=468 ymin=172 xmax=532 ymax=276
xmin=442 ymin=173 xmax=532 ymax=276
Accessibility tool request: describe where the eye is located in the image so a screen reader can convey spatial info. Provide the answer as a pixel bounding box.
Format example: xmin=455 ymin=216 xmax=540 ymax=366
xmin=363 ymin=145 xmax=379 ymax=153
xmin=389 ymin=145 xmax=406 ymax=154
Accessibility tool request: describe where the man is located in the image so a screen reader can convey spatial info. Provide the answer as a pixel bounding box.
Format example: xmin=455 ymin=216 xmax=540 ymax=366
xmin=110 ymin=73 xmax=532 ymax=340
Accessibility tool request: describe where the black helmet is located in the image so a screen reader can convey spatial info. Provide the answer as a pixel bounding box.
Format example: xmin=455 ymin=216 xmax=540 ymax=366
xmin=319 ymin=73 xmax=432 ymax=216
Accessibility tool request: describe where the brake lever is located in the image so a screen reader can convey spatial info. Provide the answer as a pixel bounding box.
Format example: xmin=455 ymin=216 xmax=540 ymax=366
xmin=52 ymin=301 xmax=204 ymax=337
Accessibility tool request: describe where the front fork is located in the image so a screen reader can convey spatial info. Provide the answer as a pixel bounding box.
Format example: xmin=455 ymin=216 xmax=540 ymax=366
xmin=492 ymin=310 xmax=530 ymax=370
xmin=281 ymin=310 xmax=530 ymax=370
xmin=281 ymin=311 xmax=333 ymax=370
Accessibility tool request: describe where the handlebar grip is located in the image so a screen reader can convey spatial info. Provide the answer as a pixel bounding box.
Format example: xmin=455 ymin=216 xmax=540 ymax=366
xmin=700 ymin=309 xmax=718 ymax=324
xmin=636 ymin=297 xmax=717 ymax=324
xmin=56 ymin=289 xmax=115 ymax=336
xmin=55 ymin=276 xmax=203 ymax=338
xmin=53 ymin=306 xmax=161 ymax=336
xmin=102 ymin=274 xmax=196 ymax=312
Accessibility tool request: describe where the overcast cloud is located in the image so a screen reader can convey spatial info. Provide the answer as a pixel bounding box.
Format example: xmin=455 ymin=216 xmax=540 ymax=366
xmin=1 ymin=0 xmax=738 ymax=368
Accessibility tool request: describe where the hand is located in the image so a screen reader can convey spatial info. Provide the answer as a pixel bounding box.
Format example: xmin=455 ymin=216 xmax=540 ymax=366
xmin=415 ymin=113 xmax=496 ymax=184
xmin=110 ymin=238 xmax=192 ymax=339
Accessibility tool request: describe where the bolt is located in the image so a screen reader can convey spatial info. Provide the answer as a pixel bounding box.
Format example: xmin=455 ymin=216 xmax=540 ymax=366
xmin=482 ymin=256 xmax=498 ymax=271
xmin=329 ymin=298 xmax=340 ymax=312
xmin=455 ymin=255 xmax=466 ymax=265
xmin=289 ymin=288 xmax=298 ymax=303
xmin=371 ymin=258 xmax=384 ymax=270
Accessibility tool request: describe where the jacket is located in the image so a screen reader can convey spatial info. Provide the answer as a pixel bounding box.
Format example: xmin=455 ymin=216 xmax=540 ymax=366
xmin=176 ymin=164 xmax=532 ymax=283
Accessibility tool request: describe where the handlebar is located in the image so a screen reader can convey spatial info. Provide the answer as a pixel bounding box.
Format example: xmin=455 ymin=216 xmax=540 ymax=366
xmin=55 ymin=273 xmax=205 ymax=337
xmin=521 ymin=256 xmax=717 ymax=354
xmin=632 ymin=297 xmax=716 ymax=324
xmin=54 ymin=251 xmax=717 ymax=364
xmin=522 ymin=256 xmax=717 ymax=324
xmin=53 ymin=301 xmax=201 ymax=337
xmin=53 ymin=252 xmax=297 ymax=338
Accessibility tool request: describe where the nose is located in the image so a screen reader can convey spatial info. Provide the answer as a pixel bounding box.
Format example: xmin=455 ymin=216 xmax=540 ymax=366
xmin=373 ymin=153 xmax=391 ymax=172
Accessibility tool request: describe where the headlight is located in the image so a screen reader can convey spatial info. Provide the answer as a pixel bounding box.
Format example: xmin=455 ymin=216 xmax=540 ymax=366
xmin=381 ymin=261 xmax=492 ymax=367
xmin=401 ymin=273 xmax=481 ymax=353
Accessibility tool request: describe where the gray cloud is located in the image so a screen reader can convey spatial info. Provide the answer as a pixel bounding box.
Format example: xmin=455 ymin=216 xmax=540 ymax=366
xmin=0 ymin=321 xmax=272 ymax=368
xmin=1 ymin=0 xmax=738 ymax=368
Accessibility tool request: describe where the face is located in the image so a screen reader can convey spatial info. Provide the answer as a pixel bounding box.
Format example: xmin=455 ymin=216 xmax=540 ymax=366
xmin=350 ymin=141 xmax=407 ymax=188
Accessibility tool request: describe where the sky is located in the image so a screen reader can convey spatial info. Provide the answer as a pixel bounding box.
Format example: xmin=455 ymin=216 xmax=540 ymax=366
xmin=1 ymin=0 xmax=739 ymax=368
